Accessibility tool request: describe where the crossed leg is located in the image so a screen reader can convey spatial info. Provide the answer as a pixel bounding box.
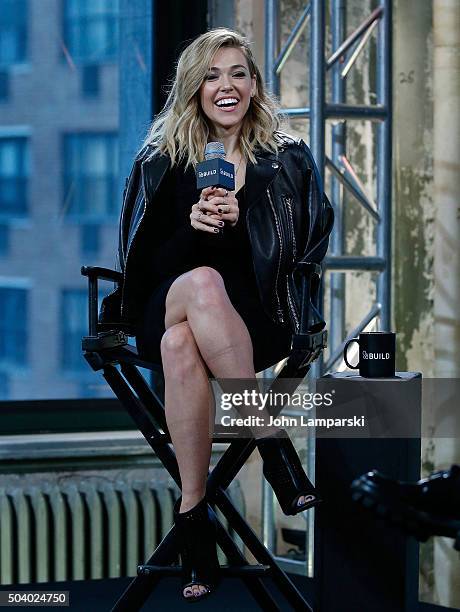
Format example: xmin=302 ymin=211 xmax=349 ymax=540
xmin=159 ymin=267 xmax=305 ymax=598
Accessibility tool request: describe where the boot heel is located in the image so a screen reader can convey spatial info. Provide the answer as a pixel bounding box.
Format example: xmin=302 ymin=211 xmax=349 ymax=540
xmin=257 ymin=429 xmax=322 ymax=516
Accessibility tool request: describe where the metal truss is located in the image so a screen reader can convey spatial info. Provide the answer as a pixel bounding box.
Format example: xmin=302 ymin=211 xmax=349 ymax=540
xmin=265 ymin=0 xmax=392 ymax=375
xmin=263 ymin=0 xmax=393 ymax=578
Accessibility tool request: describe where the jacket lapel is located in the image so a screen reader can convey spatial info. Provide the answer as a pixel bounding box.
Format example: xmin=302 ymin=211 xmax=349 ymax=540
xmin=245 ymin=152 xmax=282 ymax=209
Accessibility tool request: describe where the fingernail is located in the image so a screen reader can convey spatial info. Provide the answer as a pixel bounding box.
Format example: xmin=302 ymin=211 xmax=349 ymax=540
xmin=218 ymin=221 xmax=224 ymax=227
xmin=214 ymin=228 xmax=219 ymax=233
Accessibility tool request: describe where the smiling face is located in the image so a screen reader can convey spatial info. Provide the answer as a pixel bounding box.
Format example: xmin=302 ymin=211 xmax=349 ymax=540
xmin=199 ymin=46 xmax=256 ymax=135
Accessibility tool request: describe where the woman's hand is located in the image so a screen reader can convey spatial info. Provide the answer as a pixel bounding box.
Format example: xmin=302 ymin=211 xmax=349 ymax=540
xmin=190 ymin=187 xmax=239 ymax=232
xmin=207 ymin=187 xmax=239 ymax=227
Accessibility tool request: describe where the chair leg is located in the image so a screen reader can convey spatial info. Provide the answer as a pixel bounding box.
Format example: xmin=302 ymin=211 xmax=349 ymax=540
xmin=206 ymin=436 xmax=314 ymax=609
xmin=103 ymin=364 xmax=182 ymax=485
xmin=212 ymin=520 xmax=281 ymax=612
xmin=213 ymin=488 xmax=313 ymax=611
xmin=104 ymin=362 xmax=314 ymax=611
xmin=111 ymin=528 xmax=178 ymax=611
xmin=120 ymin=363 xmax=167 ymax=430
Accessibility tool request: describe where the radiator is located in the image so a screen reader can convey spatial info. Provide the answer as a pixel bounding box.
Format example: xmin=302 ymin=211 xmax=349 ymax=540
xmin=0 ymin=477 xmax=245 ymax=585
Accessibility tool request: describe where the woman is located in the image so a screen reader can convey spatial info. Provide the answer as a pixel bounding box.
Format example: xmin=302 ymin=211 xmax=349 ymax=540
xmin=100 ymin=28 xmax=332 ymax=602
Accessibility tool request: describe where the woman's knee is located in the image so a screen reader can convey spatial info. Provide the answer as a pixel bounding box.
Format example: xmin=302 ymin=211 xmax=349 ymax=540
xmin=187 ymin=266 xmax=228 ymax=309
xmin=160 ymin=322 xmax=199 ymax=374
xmin=161 ymin=321 xmax=194 ymax=355
xmin=164 ymin=267 xmax=226 ymax=321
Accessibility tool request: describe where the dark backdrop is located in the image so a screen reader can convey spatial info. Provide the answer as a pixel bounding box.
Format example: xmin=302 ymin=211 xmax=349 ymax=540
xmin=153 ymin=0 xmax=208 ymax=113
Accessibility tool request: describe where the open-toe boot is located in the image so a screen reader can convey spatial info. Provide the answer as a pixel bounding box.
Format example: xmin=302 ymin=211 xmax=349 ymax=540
xmin=173 ymin=496 xmax=220 ymax=602
xmin=256 ymin=429 xmax=322 ymax=516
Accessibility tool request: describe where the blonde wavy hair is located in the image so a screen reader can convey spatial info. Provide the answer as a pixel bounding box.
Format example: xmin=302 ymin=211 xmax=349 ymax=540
xmin=141 ymin=28 xmax=287 ymax=167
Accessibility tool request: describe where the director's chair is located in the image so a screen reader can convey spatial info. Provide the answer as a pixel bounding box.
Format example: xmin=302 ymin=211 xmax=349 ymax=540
xmin=81 ymin=257 xmax=328 ymax=611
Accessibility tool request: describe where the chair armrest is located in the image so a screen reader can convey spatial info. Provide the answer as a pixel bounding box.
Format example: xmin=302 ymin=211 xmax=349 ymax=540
xmin=292 ymin=329 xmax=327 ymax=353
xmin=292 ymin=261 xmax=324 ymax=335
xmin=81 ymin=266 xmax=122 ymax=284
xmin=81 ymin=266 xmax=123 ymax=337
xmin=286 ymin=328 xmax=328 ymax=375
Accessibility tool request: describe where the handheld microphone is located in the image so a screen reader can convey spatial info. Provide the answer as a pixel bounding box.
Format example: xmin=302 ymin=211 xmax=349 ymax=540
xmin=196 ymin=142 xmax=235 ymax=191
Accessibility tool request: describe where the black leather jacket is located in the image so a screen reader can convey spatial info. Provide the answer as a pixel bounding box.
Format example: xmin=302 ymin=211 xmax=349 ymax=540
xmin=99 ymin=131 xmax=333 ymax=335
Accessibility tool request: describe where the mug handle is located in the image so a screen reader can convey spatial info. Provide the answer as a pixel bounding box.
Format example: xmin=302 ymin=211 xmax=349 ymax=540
xmin=344 ymin=338 xmax=360 ymax=369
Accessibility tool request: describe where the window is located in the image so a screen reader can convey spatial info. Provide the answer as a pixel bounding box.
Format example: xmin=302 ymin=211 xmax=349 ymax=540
xmin=0 ymin=70 xmax=10 ymax=100
xmin=0 ymin=0 xmax=28 ymax=66
xmin=0 ymin=137 xmax=29 ymax=218
xmin=0 ymin=371 xmax=9 ymax=399
xmin=0 ymin=0 xmax=121 ymax=400
xmin=63 ymin=0 xmax=119 ymax=64
xmin=63 ymin=133 xmax=118 ymax=221
xmin=61 ymin=289 xmax=87 ymax=372
xmin=0 ymin=287 xmax=28 ymax=366
xmin=81 ymin=223 xmax=101 ymax=254
xmin=0 ymin=224 xmax=9 ymax=254
xmin=81 ymin=64 xmax=100 ymax=97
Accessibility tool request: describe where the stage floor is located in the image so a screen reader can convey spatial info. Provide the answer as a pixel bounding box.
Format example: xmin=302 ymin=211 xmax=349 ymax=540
xmin=0 ymin=574 xmax=312 ymax=611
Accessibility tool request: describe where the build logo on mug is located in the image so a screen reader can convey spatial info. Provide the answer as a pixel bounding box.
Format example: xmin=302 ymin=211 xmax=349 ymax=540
xmin=344 ymin=331 xmax=396 ymax=378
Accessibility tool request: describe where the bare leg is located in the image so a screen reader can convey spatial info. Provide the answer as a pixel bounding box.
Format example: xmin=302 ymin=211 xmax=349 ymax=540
xmin=161 ymin=267 xmax=306 ymax=600
xmin=160 ymin=321 xmax=214 ymax=599
xmin=165 ymin=267 xmax=256 ymax=378
xmin=161 ymin=321 xmax=213 ymax=511
xmin=165 ymin=267 xmax=280 ymax=437
xmin=165 ymin=268 xmax=306 ymax=491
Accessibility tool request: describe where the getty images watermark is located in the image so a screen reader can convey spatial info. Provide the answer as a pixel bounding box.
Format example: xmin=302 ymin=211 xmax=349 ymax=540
xmin=211 ymin=381 xmax=367 ymax=437
xmin=211 ymin=376 xmax=460 ymax=439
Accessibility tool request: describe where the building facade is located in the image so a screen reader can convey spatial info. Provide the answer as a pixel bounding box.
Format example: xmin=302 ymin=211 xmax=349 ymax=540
xmin=0 ymin=0 xmax=119 ymax=399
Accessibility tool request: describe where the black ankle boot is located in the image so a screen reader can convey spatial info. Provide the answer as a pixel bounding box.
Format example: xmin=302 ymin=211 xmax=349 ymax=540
xmin=173 ymin=496 xmax=220 ymax=602
xmin=256 ymin=429 xmax=322 ymax=516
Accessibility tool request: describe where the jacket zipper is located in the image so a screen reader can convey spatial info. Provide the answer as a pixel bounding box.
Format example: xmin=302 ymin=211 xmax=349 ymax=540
xmin=282 ymin=195 xmax=300 ymax=332
xmin=283 ymin=195 xmax=297 ymax=263
xmin=266 ymin=187 xmax=285 ymax=324
xmin=286 ymin=274 xmax=300 ymax=333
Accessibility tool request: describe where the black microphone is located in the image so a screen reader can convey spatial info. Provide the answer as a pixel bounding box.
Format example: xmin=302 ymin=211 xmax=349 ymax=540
xmin=196 ymin=142 xmax=235 ymax=191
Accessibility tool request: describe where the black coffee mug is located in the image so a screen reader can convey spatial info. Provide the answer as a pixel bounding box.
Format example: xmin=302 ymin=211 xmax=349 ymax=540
xmin=344 ymin=331 xmax=396 ymax=378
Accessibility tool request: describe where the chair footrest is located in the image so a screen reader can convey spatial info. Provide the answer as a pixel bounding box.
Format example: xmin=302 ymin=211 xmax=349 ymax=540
xmin=221 ymin=565 xmax=270 ymax=577
xmin=137 ymin=564 xmax=270 ymax=577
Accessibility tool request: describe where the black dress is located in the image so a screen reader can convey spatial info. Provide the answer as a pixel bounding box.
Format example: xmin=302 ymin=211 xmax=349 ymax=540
xmin=135 ymin=160 xmax=292 ymax=373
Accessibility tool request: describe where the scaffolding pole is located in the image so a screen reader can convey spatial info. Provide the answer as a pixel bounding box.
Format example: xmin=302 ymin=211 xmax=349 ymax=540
xmin=264 ymin=0 xmax=393 ymax=578
xmin=265 ymin=0 xmax=392 ymax=375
